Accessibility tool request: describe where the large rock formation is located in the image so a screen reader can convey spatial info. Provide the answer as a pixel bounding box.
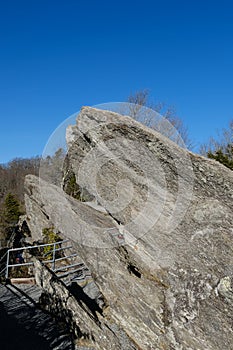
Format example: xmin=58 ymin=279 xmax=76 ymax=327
xmin=25 ymin=107 xmax=233 ymax=350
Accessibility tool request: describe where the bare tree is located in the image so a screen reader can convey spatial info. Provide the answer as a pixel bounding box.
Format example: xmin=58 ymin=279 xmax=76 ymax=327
xmin=122 ymin=90 xmax=193 ymax=149
xmin=40 ymin=147 xmax=66 ymax=186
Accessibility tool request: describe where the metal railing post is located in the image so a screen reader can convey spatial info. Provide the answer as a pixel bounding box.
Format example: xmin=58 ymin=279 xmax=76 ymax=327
xmin=52 ymin=242 xmax=56 ymax=270
xmin=5 ymin=249 xmax=10 ymax=279
xmin=0 ymin=240 xmax=70 ymax=280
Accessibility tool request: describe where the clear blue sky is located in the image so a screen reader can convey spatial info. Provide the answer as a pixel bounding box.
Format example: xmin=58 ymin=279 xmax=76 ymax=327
xmin=1 ymin=0 xmax=233 ymax=163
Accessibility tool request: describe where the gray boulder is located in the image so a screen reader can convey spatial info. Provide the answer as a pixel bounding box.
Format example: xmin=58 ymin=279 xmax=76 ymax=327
xmin=25 ymin=106 xmax=233 ymax=350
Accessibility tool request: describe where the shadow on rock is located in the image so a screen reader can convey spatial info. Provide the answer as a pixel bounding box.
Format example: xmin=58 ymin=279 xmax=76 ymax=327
xmin=0 ymin=301 xmax=51 ymax=350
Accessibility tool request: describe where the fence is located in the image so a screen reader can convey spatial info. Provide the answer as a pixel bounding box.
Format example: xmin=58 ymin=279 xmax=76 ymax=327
xmin=0 ymin=239 xmax=78 ymax=279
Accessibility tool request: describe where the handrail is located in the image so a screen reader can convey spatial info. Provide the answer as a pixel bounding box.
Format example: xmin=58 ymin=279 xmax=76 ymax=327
xmin=54 ymin=262 xmax=84 ymax=272
xmin=44 ymin=253 xmax=78 ymax=264
xmin=7 ymin=262 xmax=35 ymax=268
xmin=7 ymin=239 xmax=69 ymax=252
xmin=0 ymin=240 xmax=69 ymax=266
xmin=0 ymin=239 xmax=76 ymax=279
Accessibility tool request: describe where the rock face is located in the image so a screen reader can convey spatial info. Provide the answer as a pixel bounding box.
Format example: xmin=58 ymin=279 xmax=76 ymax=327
xmin=34 ymin=259 xmax=138 ymax=350
xmin=24 ymin=107 xmax=233 ymax=350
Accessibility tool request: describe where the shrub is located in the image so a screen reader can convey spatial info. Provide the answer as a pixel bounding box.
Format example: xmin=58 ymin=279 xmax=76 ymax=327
xmin=42 ymin=227 xmax=62 ymax=260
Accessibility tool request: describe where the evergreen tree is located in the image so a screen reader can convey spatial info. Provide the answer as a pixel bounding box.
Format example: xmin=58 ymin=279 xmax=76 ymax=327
xmin=201 ymin=120 xmax=233 ymax=170
xmin=4 ymin=193 xmax=21 ymax=225
xmin=207 ymin=144 xmax=233 ymax=170
xmin=0 ymin=193 xmax=22 ymax=246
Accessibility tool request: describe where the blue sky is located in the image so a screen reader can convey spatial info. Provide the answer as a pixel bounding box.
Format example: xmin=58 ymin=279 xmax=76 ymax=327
xmin=1 ymin=0 xmax=233 ymax=163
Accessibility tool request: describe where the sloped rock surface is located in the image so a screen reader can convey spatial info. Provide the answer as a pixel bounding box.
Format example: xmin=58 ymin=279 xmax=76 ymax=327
xmin=24 ymin=107 xmax=233 ymax=349
xmin=34 ymin=259 xmax=138 ymax=350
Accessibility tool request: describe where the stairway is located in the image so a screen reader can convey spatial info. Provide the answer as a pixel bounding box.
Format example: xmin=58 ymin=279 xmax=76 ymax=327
xmin=0 ymin=240 xmax=103 ymax=348
xmin=0 ymin=283 xmax=75 ymax=350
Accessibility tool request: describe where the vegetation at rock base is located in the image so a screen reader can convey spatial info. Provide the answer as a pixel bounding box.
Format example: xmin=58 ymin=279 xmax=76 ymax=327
xmin=63 ymin=171 xmax=92 ymax=202
xmin=3 ymin=193 xmax=22 ymax=225
xmin=207 ymin=145 xmax=233 ymax=170
xmin=200 ymin=120 xmax=233 ymax=170
xmin=42 ymin=227 xmax=62 ymax=260
xmin=64 ymin=172 xmax=81 ymax=199
xmin=0 ymin=193 xmax=23 ymax=247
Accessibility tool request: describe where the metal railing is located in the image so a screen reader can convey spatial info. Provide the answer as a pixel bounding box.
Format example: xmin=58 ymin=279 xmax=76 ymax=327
xmin=0 ymin=239 xmax=79 ymax=279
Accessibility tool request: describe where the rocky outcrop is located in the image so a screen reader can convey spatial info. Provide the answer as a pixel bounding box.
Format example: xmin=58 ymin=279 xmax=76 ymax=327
xmin=34 ymin=259 xmax=138 ymax=350
xmin=24 ymin=107 xmax=233 ymax=349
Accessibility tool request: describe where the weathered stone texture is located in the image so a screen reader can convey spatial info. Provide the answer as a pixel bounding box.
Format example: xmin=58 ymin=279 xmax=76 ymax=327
xmin=24 ymin=107 xmax=233 ymax=349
